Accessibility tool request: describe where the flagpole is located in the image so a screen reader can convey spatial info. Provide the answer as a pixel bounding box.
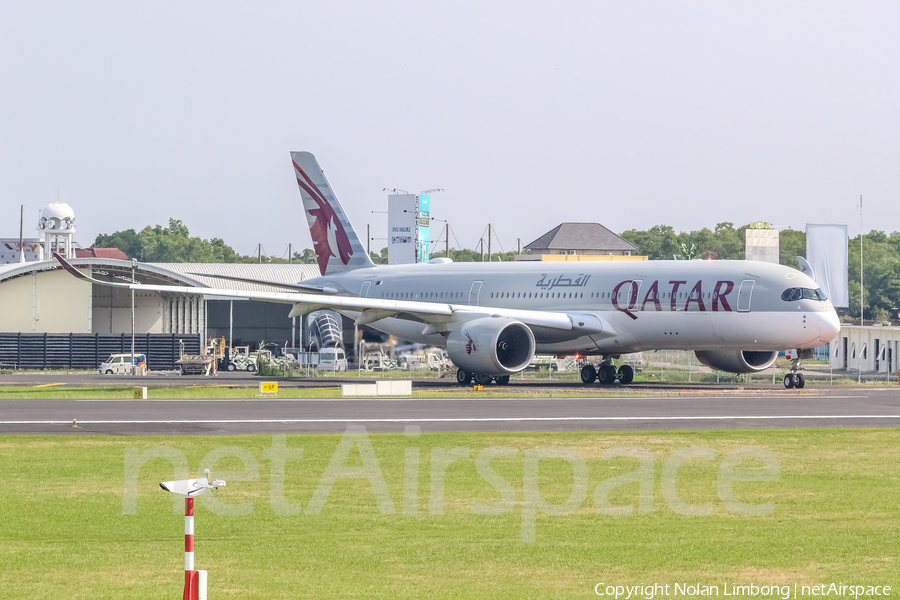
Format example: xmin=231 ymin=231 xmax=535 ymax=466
xmin=859 ymin=194 xmax=863 ymax=384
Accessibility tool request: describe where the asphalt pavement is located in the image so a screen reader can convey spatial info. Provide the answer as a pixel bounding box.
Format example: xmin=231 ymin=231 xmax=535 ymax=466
xmin=1 ymin=387 xmax=898 ymax=435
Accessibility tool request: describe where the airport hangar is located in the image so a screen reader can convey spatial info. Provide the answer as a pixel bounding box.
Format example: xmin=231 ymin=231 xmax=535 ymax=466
xmin=0 ymin=257 xmax=325 ymax=369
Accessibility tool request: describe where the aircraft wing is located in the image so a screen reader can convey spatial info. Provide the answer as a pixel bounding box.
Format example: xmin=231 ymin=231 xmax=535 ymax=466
xmin=53 ymin=253 xmax=609 ymax=335
xmin=186 ymin=272 xmax=339 ymax=294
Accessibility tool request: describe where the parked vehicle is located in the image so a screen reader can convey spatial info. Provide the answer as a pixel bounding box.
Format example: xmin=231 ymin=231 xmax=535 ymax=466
xmin=99 ymin=353 xmax=146 ymax=375
xmin=176 ymin=354 xmax=215 ymax=376
xmin=225 ymin=346 xmax=257 ymax=372
xmin=318 ymin=347 xmax=348 ymax=372
xmin=427 ymin=349 xmax=453 ymax=371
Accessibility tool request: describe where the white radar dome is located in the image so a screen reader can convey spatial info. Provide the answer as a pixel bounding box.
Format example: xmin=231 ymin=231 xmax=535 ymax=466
xmin=38 ymin=202 xmax=76 ymax=232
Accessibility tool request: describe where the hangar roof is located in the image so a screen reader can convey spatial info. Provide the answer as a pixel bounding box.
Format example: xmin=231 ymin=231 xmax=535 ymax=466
xmin=147 ymin=263 xmax=321 ymax=292
xmin=0 ymin=259 xmax=321 ymax=293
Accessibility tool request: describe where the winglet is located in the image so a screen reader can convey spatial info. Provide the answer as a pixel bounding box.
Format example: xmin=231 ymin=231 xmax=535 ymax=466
xmin=52 ymin=251 xmax=131 ymax=288
xmin=53 ymin=251 xmax=90 ymax=280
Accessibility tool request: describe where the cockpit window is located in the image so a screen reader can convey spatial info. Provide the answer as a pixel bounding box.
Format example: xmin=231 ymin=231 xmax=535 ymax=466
xmin=782 ymin=287 xmax=828 ymax=302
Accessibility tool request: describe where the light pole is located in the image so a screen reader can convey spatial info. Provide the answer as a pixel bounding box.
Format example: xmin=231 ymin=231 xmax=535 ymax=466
xmin=430 ymin=217 xmax=449 ymax=258
xmin=859 ymin=195 xmax=864 ymax=384
xmin=370 ymin=210 xmax=387 ymax=263
xmin=131 ymin=258 xmax=136 ymax=376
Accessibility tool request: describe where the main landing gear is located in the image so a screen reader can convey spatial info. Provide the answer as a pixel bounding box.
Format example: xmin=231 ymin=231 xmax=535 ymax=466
xmin=456 ymin=369 xmax=511 ymax=387
xmin=580 ymin=356 xmax=633 ymax=385
xmin=782 ymin=348 xmax=812 ymax=389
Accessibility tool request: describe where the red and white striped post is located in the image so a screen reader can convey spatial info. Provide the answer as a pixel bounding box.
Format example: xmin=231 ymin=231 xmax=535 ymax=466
xmin=183 ymin=497 xmax=199 ymax=600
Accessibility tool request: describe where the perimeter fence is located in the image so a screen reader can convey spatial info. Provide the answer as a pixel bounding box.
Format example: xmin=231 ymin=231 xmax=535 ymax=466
xmin=0 ymin=332 xmax=202 ymax=371
xmin=260 ymin=349 xmax=899 ymax=385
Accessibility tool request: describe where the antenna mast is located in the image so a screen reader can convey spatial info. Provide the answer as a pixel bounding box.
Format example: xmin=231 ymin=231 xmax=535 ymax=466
xmin=18 ymin=205 xmax=24 ymax=262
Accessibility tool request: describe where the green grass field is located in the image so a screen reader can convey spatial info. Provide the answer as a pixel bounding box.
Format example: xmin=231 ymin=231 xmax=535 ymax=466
xmin=1 ymin=429 xmax=897 ymax=599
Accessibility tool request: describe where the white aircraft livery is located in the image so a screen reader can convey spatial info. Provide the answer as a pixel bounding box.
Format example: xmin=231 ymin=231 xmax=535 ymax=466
xmin=54 ymin=151 xmax=840 ymax=389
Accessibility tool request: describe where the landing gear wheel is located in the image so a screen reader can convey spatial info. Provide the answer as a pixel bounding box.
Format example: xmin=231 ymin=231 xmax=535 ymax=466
xmin=618 ymin=364 xmax=634 ymax=385
xmin=474 ymin=373 xmax=493 ymax=386
xmin=785 ymin=352 xmax=806 ymax=390
xmin=457 ymin=369 xmax=473 ymax=386
xmin=580 ymin=364 xmax=597 ymax=384
xmin=496 ymin=375 xmax=510 ymax=386
xmin=227 ymin=363 xmax=236 ymax=372
xmin=597 ymin=364 xmax=616 ymax=384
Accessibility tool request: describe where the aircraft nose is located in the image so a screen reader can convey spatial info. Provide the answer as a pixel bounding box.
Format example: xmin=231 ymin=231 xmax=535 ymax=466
xmin=816 ymin=308 xmax=841 ymax=344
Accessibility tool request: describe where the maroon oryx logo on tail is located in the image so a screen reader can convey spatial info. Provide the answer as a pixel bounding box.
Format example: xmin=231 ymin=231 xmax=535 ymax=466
xmin=293 ymin=160 xmax=354 ymax=276
xmin=465 ymin=332 xmax=476 ymax=355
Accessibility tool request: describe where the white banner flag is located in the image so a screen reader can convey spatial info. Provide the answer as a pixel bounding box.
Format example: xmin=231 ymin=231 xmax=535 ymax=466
xmin=806 ymin=224 xmax=849 ymax=307
xmin=388 ymin=194 xmax=417 ymax=265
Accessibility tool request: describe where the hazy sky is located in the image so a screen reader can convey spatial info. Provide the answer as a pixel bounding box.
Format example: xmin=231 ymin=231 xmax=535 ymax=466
xmin=2 ymin=2 xmax=897 ymax=257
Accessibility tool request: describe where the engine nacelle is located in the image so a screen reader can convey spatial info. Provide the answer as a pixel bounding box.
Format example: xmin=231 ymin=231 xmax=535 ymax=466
xmin=694 ymin=350 xmax=778 ymax=374
xmin=447 ymin=317 xmax=535 ymax=376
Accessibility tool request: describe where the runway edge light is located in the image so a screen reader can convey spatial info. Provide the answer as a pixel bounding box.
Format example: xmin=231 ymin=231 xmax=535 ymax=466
xmin=159 ymin=469 xmax=225 ymax=600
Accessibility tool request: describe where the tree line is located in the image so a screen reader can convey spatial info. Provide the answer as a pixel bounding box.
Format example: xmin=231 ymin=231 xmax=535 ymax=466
xmin=93 ymin=219 xmax=519 ymax=265
xmin=93 ymin=219 xmax=316 ymax=264
xmin=94 ymin=219 xmax=900 ymax=320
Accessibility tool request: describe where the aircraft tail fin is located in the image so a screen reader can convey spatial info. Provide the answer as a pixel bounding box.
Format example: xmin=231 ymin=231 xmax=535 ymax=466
xmin=291 ymin=151 xmax=375 ymax=276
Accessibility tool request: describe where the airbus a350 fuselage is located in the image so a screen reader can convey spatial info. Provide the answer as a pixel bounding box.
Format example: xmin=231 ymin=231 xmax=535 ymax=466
xmin=302 ymin=258 xmax=839 ymax=356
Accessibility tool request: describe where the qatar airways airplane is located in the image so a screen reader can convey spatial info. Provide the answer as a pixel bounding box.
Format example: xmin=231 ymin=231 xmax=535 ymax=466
xmin=54 ymin=151 xmax=840 ymax=389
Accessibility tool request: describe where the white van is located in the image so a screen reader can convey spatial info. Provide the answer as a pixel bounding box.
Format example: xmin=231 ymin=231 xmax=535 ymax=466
xmin=318 ymin=347 xmax=348 ymax=372
xmin=99 ymin=353 xmax=146 ymax=375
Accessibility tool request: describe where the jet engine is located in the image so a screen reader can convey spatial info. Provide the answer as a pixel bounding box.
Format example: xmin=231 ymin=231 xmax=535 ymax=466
xmin=694 ymin=350 xmax=778 ymax=374
xmin=447 ymin=317 xmax=535 ymax=376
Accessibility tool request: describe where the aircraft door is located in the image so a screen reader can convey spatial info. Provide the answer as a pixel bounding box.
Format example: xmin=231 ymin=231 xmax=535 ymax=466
xmin=469 ymin=281 xmax=483 ymax=306
xmin=737 ymin=280 xmax=755 ymax=312
xmin=360 ymin=281 xmax=371 ymax=298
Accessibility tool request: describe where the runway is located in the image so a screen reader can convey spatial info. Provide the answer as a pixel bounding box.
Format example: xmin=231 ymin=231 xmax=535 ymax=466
xmin=2 ymin=388 xmax=899 ymax=434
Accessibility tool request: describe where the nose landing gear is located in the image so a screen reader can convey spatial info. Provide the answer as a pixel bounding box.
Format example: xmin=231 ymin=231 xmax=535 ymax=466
xmin=783 ymin=348 xmax=812 ymax=389
xmin=783 ymin=372 xmax=805 ymax=389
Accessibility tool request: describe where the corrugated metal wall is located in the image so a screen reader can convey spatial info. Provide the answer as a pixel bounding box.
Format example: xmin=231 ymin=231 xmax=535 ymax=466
xmin=0 ymin=333 xmax=201 ymax=370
